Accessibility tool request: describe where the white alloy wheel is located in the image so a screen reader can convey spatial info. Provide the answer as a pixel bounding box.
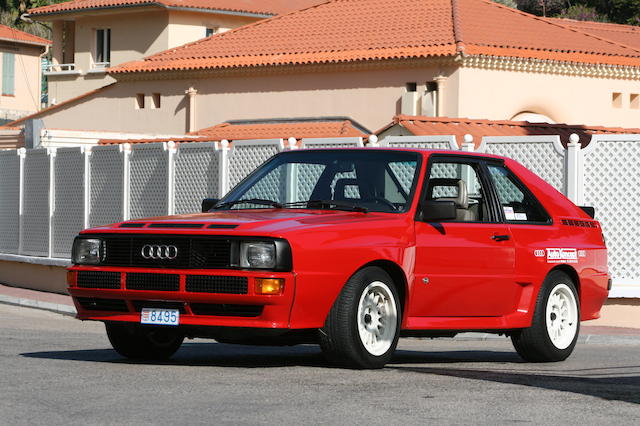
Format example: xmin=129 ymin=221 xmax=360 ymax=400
xmin=356 ymin=281 xmax=398 ymax=356
xmin=545 ymin=283 xmax=578 ymax=350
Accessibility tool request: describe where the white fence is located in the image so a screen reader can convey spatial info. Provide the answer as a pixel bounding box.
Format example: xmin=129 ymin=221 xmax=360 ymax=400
xmin=0 ymin=134 xmax=638 ymax=297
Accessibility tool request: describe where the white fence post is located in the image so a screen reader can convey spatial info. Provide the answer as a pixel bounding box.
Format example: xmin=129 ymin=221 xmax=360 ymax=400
xmin=17 ymin=148 xmax=25 ymax=255
xmin=83 ymin=147 xmax=91 ymax=229
xmin=565 ymin=133 xmax=582 ymax=205
xmin=122 ymin=143 xmax=131 ymax=221
xmin=219 ymin=140 xmax=230 ymax=197
xmin=48 ymin=148 xmax=56 ymax=258
xmin=167 ymin=141 xmax=176 ymax=215
xmin=461 ymin=134 xmax=475 ymax=152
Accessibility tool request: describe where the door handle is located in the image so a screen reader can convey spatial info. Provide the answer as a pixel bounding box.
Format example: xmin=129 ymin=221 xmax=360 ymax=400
xmin=491 ymin=234 xmax=510 ymax=241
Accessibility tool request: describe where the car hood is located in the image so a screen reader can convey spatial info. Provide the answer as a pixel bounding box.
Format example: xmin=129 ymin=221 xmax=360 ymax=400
xmin=83 ymin=209 xmax=402 ymax=237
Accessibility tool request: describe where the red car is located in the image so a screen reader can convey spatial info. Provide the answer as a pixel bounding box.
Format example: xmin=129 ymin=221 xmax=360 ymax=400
xmin=68 ymin=149 xmax=609 ymax=368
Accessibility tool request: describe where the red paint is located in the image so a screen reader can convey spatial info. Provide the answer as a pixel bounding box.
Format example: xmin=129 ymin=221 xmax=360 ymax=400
xmin=69 ymin=149 xmax=609 ymax=335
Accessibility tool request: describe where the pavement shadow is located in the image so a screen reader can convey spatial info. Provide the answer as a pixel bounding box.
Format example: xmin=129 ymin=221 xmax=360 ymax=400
xmin=390 ymin=365 xmax=640 ymax=405
xmin=22 ymin=343 xmax=525 ymax=369
xmin=21 ymin=342 xmax=328 ymax=368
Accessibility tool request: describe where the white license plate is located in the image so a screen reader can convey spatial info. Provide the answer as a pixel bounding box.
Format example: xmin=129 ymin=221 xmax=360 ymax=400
xmin=140 ymin=308 xmax=179 ymax=326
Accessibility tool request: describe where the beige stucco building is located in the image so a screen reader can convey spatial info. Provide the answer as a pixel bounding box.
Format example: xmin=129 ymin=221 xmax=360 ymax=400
xmin=29 ymin=0 xmax=324 ymax=104
xmin=13 ymin=0 xmax=640 ymax=137
xmin=0 ymin=24 xmax=50 ymax=126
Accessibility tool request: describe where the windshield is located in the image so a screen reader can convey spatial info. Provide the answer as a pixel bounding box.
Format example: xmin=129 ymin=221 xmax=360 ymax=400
xmin=217 ymin=150 xmax=422 ymax=213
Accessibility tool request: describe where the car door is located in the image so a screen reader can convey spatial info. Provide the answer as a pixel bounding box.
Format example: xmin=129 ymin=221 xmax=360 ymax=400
xmin=410 ymin=155 xmax=518 ymax=317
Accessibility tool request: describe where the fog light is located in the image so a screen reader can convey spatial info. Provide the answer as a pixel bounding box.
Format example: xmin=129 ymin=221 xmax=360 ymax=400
xmin=255 ymin=278 xmax=284 ymax=295
xmin=67 ymin=271 xmax=76 ymax=286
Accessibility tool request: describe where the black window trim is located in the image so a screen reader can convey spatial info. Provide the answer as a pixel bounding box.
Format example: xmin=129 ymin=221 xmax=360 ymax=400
xmin=416 ymin=154 xmax=504 ymax=224
xmin=481 ymin=160 xmax=553 ymax=226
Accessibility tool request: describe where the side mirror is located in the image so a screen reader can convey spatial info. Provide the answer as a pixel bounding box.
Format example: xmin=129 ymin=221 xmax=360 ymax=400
xmin=420 ymin=200 xmax=456 ymax=222
xmin=201 ymin=198 xmax=219 ymax=213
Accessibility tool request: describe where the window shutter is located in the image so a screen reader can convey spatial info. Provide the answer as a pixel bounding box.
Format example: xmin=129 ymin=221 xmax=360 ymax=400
xmin=2 ymin=53 xmax=15 ymax=96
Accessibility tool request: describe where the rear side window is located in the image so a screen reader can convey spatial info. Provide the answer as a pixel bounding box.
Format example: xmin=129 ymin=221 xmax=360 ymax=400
xmin=487 ymin=164 xmax=550 ymax=223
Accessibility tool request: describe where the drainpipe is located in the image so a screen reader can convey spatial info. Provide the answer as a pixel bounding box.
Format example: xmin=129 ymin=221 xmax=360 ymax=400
xmin=185 ymin=87 xmax=198 ymax=133
xmin=434 ymin=75 xmax=447 ymax=117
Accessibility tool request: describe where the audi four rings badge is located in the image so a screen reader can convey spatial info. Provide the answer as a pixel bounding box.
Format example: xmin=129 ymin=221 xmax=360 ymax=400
xmin=141 ymin=245 xmax=178 ymax=260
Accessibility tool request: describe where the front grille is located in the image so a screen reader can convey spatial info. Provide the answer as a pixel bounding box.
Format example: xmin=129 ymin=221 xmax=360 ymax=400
xmin=186 ymin=275 xmax=248 ymax=294
xmin=77 ymin=271 xmax=121 ymax=289
xmin=126 ymin=273 xmax=179 ymax=291
xmin=132 ymin=300 xmax=186 ymax=313
xmin=76 ymin=297 xmax=128 ymax=312
xmin=190 ymin=303 xmax=263 ymax=317
xmin=100 ymin=235 xmax=232 ymax=269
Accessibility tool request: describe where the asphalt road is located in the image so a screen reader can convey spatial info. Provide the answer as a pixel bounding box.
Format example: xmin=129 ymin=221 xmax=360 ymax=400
xmin=1 ymin=304 xmax=639 ymax=425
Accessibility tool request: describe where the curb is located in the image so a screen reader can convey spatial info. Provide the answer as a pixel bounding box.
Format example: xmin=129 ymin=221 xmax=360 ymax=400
xmin=0 ymin=294 xmax=76 ymax=317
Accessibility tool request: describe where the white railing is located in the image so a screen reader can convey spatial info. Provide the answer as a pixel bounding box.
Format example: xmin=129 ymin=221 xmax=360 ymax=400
xmin=43 ymin=63 xmax=76 ymax=73
xmin=91 ymin=62 xmax=110 ymax=70
xmin=0 ymin=135 xmax=637 ymax=298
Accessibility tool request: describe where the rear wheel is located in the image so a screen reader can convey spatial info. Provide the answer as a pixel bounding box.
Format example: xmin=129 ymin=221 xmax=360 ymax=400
xmin=512 ymin=271 xmax=580 ymax=362
xmin=105 ymin=323 xmax=184 ymax=360
xmin=320 ymin=266 xmax=401 ymax=369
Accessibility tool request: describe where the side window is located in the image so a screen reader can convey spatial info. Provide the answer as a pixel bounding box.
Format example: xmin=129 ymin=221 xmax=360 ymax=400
xmin=426 ymin=161 xmax=489 ymax=222
xmin=487 ymin=164 xmax=549 ymax=223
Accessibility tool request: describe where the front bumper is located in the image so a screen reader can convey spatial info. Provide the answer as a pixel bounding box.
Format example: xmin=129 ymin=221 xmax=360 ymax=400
xmin=68 ymin=266 xmax=295 ymax=329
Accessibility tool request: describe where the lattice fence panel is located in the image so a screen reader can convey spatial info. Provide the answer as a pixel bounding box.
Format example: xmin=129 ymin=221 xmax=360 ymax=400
xmin=301 ymin=137 xmax=363 ymax=149
xmin=0 ymin=151 xmax=20 ymax=253
xmin=129 ymin=143 xmax=169 ymax=220
xmin=89 ymin=146 xmax=124 ymax=227
xmin=21 ymin=150 xmax=50 ymax=256
xmin=228 ymin=140 xmax=281 ymax=189
xmin=174 ymin=143 xmax=220 ymax=214
xmin=583 ymin=139 xmax=640 ymax=282
xmin=482 ymin=140 xmax=565 ymax=193
xmin=53 ymin=148 xmax=85 ymax=258
xmin=380 ymin=136 xmax=457 ymax=150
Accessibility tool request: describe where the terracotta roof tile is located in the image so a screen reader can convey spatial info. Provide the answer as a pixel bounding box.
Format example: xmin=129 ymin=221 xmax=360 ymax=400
xmin=111 ymin=0 xmax=640 ymax=74
xmin=545 ymin=17 xmax=640 ymax=50
xmin=29 ymin=0 xmax=325 ymax=17
xmin=0 ymin=24 xmax=51 ymax=46
xmin=380 ymin=115 xmax=640 ymax=147
xmin=98 ymin=119 xmax=367 ymax=144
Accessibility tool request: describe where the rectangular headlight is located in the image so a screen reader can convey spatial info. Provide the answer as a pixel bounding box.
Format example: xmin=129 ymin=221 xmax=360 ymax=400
xmin=72 ymin=238 xmax=104 ymax=265
xmin=239 ymin=241 xmax=276 ymax=269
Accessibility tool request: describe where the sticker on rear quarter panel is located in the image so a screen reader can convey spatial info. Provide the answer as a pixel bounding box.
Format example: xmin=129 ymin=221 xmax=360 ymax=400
xmin=546 ymin=248 xmax=578 ymax=264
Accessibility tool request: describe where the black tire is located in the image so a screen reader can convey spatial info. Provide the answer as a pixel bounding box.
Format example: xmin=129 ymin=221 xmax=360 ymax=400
xmin=105 ymin=322 xmax=184 ymax=360
xmin=319 ymin=266 xmax=401 ymax=369
xmin=511 ymin=271 xmax=580 ymax=362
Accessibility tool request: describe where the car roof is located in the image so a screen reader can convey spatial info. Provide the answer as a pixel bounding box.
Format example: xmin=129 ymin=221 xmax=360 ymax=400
xmin=283 ymin=147 xmax=509 ymax=162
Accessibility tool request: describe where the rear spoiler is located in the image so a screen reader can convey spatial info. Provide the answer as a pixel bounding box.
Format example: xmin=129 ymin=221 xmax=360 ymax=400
xmin=579 ymin=206 xmax=595 ymax=218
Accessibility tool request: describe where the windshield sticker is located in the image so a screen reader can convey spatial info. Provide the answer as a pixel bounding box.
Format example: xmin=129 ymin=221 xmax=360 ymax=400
xmin=546 ymin=248 xmax=578 ymax=264
xmin=503 ymin=206 xmax=516 ymax=220
xmin=515 ymin=213 xmax=528 ymax=221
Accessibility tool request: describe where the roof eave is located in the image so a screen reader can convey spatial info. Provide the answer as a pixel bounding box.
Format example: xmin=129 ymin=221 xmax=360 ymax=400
xmin=28 ymin=3 xmax=273 ymax=20
xmin=0 ymin=36 xmax=50 ymax=47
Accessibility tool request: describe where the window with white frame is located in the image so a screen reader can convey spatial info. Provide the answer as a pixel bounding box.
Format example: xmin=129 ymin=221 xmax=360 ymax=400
xmin=2 ymin=52 xmax=15 ymax=96
xmin=95 ymin=28 xmax=111 ymax=67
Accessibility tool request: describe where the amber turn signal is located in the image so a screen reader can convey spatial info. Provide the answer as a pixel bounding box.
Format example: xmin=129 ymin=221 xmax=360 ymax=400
xmin=255 ymin=278 xmax=284 ymax=295
xmin=66 ymin=271 xmax=76 ymax=286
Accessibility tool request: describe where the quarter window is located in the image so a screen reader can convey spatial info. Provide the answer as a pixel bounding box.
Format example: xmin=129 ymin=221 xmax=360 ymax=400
xmin=487 ymin=164 xmax=549 ymax=223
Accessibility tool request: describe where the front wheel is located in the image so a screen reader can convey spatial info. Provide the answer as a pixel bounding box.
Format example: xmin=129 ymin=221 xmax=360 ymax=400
xmin=105 ymin=323 xmax=184 ymax=360
xmin=320 ymin=266 xmax=401 ymax=369
xmin=512 ymin=271 xmax=580 ymax=362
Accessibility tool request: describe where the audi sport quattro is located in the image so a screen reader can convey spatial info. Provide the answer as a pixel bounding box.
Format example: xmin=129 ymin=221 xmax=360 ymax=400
xmin=68 ymin=149 xmax=609 ymax=368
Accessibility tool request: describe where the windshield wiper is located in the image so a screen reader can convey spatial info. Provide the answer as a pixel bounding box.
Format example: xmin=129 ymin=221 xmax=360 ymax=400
xmin=282 ymin=199 xmax=368 ymax=213
xmin=213 ymin=199 xmax=283 ymax=209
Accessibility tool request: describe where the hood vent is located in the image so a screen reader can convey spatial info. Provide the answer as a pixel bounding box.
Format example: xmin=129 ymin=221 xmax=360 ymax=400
xmin=119 ymin=223 xmax=146 ymax=228
xmin=207 ymin=224 xmax=238 ymax=229
xmin=147 ymin=223 xmax=204 ymax=229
